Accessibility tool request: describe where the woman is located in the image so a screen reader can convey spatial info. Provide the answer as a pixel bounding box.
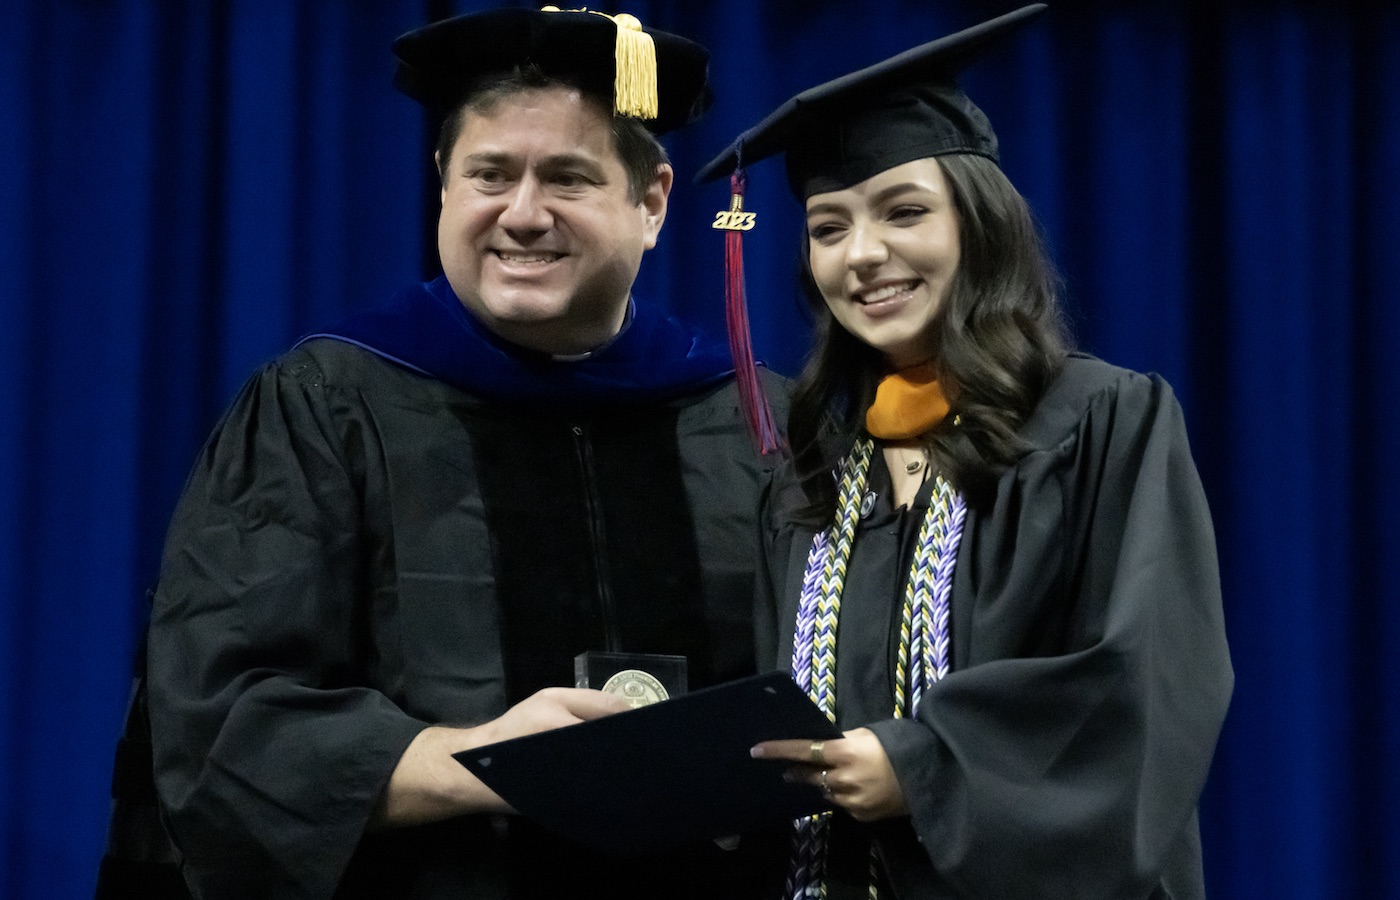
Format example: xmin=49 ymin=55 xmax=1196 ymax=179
xmin=700 ymin=6 xmax=1232 ymax=899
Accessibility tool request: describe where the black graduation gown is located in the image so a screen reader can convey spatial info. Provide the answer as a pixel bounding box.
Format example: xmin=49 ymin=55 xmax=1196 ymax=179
xmin=757 ymin=355 xmax=1233 ymax=900
xmin=145 ymin=336 xmax=788 ymax=899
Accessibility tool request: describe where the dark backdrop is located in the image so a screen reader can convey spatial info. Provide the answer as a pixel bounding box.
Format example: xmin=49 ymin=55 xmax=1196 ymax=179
xmin=2 ymin=1 xmax=1395 ymax=897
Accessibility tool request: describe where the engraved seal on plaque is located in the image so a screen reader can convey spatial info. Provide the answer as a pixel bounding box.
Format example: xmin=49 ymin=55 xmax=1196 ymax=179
xmin=601 ymin=669 xmax=669 ymax=708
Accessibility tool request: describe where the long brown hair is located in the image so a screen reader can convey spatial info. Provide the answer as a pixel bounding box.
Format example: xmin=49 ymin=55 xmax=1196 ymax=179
xmin=786 ymin=153 xmax=1070 ymax=519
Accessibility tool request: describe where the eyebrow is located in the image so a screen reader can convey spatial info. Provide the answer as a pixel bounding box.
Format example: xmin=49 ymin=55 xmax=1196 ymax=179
xmin=870 ymin=181 xmax=939 ymax=206
xmin=460 ymin=150 xmax=607 ymax=173
xmin=805 ymin=181 xmax=942 ymax=218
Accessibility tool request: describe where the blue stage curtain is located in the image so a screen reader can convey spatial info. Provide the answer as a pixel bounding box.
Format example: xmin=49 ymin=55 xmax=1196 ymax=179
xmin=1 ymin=1 xmax=1395 ymax=897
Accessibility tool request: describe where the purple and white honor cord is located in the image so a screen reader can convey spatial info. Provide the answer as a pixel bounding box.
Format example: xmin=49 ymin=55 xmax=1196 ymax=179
xmin=784 ymin=438 xmax=967 ymax=899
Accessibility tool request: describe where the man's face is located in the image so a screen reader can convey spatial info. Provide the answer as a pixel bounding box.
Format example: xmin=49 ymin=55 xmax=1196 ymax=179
xmin=437 ymin=86 xmax=671 ymax=355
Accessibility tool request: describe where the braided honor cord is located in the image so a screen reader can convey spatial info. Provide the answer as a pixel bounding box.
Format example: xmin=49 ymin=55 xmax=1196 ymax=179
xmin=893 ymin=474 xmax=967 ymax=716
xmin=785 ymin=437 xmax=967 ymax=900
xmin=785 ymin=439 xmax=874 ymax=900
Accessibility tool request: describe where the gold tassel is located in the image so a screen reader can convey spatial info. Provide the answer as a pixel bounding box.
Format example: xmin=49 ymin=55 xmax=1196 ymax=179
xmin=609 ymin=14 xmax=658 ymax=119
xmin=542 ymin=7 xmax=658 ymax=121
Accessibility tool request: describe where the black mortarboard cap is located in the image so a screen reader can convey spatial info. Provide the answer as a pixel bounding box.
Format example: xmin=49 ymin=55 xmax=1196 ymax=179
xmin=697 ymin=6 xmax=1045 ymax=454
xmin=697 ymin=4 xmax=1046 ymax=197
xmin=392 ymin=7 xmax=712 ymax=134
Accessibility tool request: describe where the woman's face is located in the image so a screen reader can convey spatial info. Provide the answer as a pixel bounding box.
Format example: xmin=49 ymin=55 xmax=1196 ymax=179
xmin=805 ymin=157 xmax=961 ymax=368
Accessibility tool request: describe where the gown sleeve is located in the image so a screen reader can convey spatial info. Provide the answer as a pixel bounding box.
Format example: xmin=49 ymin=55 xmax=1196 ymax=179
xmin=146 ymin=355 xmax=428 ymax=899
xmin=865 ymin=369 xmax=1233 ymax=898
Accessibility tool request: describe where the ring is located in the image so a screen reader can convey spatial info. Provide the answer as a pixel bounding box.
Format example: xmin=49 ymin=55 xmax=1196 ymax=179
xmin=820 ymin=769 xmax=831 ymax=797
xmin=809 ymin=740 xmax=826 ymax=765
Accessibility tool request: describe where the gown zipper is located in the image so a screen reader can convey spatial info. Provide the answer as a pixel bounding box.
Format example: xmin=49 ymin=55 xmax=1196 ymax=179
xmin=571 ymin=423 xmax=621 ymax=651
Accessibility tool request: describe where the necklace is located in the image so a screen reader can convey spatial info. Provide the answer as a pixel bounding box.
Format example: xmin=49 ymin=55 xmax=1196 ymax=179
xmin=893 ymin=445 xmax=927 ymax=474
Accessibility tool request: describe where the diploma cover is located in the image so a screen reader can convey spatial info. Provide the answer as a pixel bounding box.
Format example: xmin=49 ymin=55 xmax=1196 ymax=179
xmin=454 ymin=672 xmax=843 ymax=852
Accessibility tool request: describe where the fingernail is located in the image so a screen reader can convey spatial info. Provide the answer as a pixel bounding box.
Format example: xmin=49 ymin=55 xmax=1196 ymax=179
xmin=749 ymin=745 xmax=764 ymax=758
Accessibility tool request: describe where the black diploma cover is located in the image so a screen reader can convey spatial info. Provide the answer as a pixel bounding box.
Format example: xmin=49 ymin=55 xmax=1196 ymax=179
xmin=454 ymin=672 xmax=843 ymax=853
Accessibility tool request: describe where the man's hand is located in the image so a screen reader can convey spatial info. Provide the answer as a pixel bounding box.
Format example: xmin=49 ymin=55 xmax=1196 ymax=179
xmin=750 ymin=727 xmax=907 ymax=822
xmin=474 ymin=686 xmax=631 ymax=746
xmin=372 ymin=688 xmax=631 ymax=828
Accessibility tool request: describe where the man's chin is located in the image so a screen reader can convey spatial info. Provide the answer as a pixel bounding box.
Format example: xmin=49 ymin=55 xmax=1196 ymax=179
xmin=470 ymin=290 xmax=570 ymax=323
xmin=481 ymin=312 xmax=618 ymax=357
xmin=457 ymin=290 xmax=627 ymax=355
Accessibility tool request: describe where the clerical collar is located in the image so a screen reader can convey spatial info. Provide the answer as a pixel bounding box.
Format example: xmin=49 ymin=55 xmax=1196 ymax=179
xmin=549 ymin=299 xmax=636 ymax=362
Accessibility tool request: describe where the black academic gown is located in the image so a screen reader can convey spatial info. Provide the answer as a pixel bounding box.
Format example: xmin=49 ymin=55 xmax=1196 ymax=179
xmin=757 ymin=355 xmax=1233 ymax=900
xmin=144 ymin=280 xmax=788 ymax=899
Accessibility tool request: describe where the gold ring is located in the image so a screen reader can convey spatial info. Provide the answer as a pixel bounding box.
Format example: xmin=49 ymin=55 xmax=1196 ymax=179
xmin=809 ymin=740 xmax=826 ymax=765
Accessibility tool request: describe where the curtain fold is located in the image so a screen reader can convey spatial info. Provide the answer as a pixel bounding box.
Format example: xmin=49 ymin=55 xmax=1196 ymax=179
xmin=1 ymin=1 xmax=1394 ymax=897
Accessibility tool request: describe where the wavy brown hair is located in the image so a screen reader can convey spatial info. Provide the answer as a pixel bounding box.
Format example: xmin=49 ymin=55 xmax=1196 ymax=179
xmin=787 ymin=153 xmax=1070 ymax=519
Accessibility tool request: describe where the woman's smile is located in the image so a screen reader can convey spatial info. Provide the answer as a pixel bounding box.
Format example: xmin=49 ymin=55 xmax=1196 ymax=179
xmin=851 ymin=279 xmax=922 ymax=312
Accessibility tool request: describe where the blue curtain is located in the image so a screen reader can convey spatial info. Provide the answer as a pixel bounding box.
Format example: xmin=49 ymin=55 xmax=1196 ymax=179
xmin=2 ymin=1 xmax=1395 ymax=897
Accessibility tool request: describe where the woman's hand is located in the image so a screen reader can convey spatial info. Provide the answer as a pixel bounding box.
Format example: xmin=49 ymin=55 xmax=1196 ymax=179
xmin=751 ymin=727 xmax=907 ymax=822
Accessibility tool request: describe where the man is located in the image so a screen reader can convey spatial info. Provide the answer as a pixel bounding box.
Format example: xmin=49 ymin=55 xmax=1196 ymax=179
xmin=107 ymin=8 xmax=785 ymax=899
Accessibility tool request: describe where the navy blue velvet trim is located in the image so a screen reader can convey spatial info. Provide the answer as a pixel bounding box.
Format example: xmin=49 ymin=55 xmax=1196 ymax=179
xmin=297 ymin=277 xmax=735 ymax=408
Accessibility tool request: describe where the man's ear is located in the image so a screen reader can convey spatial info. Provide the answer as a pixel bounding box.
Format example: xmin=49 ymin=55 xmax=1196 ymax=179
xmin=435 ymin=150 xmax=447 ymax=203
xmin=640 ymin=163 xmax=673 ymax=250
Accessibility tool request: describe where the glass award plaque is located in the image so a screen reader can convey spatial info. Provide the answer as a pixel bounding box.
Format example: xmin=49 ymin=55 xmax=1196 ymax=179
xmin=574 ymin=651 xmax=688 ymax=707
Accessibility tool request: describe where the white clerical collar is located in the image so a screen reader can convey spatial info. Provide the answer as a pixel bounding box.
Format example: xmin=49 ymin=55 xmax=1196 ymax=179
xmin=549 ymin=296 xmax=636 ymax=362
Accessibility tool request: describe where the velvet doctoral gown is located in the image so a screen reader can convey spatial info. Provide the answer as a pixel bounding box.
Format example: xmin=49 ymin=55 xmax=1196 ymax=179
xmin=143 ymin=278 xmax=788 ymax=899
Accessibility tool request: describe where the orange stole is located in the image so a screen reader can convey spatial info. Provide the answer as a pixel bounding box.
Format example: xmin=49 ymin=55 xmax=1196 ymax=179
xmin=864 ymin=363 xmax=951 ymax=440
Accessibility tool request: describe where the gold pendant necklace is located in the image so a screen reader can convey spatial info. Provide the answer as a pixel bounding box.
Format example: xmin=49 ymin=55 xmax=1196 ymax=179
xmin=892 ymin=445 xmax=928 ymax=476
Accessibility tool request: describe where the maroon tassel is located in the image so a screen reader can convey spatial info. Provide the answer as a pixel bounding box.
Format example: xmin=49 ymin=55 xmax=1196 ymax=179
xmin=720 ymin=170 xmax=782 ymax=454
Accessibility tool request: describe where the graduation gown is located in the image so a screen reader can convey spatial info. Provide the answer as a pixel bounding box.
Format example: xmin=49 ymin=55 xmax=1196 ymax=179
xmin=757 ymin=355 xmax=1233 ymax=900
xmin=144 ymin=280 xmax=788 ymax=899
